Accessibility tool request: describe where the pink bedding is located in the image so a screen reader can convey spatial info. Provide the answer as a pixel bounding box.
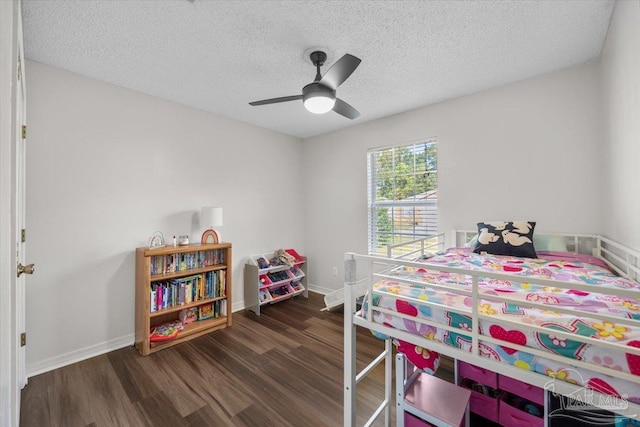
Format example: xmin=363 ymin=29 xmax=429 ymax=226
xmin=362 ymin=248 xmax=640 ymax=401
xmin=458 ymin=247 xmax=612 ymax=271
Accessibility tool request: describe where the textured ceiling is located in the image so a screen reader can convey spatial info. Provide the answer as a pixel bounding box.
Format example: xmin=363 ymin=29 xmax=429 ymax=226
xmin=22 ymin=0 xmax=614 ymax=139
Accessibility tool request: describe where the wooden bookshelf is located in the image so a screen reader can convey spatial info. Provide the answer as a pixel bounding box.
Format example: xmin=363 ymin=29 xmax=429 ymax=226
xmin=135 ymin=242 xmax=232 ymax=356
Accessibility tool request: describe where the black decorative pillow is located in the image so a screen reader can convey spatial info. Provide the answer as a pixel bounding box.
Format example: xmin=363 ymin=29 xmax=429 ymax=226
xmin=472 ymin=221 xmax=537 ymax=258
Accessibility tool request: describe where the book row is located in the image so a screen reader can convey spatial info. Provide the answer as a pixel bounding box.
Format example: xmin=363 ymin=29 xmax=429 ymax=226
xmin=150 ymin=249 xmax=225 ymax=276
xmin=179 ymin=300 xmax=227 ymax=324
xmin=150 ymin=270 xmax=227 ymax=313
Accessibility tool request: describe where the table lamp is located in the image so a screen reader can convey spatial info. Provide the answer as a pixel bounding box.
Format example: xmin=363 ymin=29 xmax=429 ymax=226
xmin=200 ymin=206 xmax=223 ymax=244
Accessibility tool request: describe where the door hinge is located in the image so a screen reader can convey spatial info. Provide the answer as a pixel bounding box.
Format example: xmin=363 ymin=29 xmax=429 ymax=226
xmin=22 ymin=125 xmax=27 ymax=139
xmin=20 ymin=333 xmax=26 ymax=347
xmin=17 ymin=56 xmax=22 ymax=81
xmin=21 ymin=229 xmax=26 ymax=243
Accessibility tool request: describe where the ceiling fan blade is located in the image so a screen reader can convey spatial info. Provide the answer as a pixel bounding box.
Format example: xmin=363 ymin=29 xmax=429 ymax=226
xmin=249 ymin=95 xmax=302 ymax=106
xmin=333 ymin=98 xmax=360 ymax=120
xmin=320 ymin=54 xmax=361 ymax=90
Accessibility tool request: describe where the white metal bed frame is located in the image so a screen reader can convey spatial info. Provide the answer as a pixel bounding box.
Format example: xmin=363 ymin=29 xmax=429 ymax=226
xmin=344 ymin=232 xmax=640 ymax=426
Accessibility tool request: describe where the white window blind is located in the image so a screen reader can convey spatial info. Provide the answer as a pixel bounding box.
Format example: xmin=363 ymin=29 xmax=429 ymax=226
xmin=367 ymin=140 xmax=438 ymax=255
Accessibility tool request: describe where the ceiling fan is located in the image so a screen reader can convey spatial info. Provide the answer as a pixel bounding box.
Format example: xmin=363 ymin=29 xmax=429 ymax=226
xmin=249 ymin=51 xmax=361 ymax=119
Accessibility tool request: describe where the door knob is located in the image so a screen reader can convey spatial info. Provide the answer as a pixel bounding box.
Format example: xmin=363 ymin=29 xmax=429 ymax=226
xmin=17 ymin=263 xmax=35 ymax=277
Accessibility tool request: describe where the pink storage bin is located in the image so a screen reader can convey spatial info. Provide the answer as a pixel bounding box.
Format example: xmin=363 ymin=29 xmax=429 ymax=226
xmin=468 ymin=390 xmax=499 ymax=423
xmin=285 ymin=269 xmax=297 ymax=280
xmin=499 ymin=396 xmax=543 ymax=427
xmin=499 ymin=374 xmax=544 ymax=406
xmin=404 ymin=412 xmax=432 ymax=427
xmin=284 ymin=248 xmax=304 ymax=263
xmin=259 ymin=274 xmax=272 ymax=286
xmin=268 ymin=283 xmax=294 ymax=302
xmin=460 ymin=378 xmax=500 ymax=423
xmin=458 ymin=361 xmax=498 ymax=388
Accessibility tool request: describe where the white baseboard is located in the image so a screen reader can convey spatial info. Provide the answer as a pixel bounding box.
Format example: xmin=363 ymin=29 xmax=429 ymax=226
xmin=307 ymin=283 xmax=332 ymax=295
xmin=232 ymin=301 xmax=245 ymax=313
xmin=26 ymin=333 xmax=134 ymax=378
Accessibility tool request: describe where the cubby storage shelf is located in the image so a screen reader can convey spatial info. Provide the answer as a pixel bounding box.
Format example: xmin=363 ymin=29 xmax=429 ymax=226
xmin=245 ymin=249 xmax=307 ymax=315
xmin=457 ymin=360 xmax=545 ymax=426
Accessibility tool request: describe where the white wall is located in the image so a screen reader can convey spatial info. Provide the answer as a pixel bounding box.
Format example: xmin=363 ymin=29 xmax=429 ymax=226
xmin=302 ymin=63 xmax=602 ymax=292
xmin=26 ymin=1 xmax=638 ymax=372
xmin=600 ymin=0 xmax=640 ymax=251
xmin=25 ymin=60 xmax=304 ymax=374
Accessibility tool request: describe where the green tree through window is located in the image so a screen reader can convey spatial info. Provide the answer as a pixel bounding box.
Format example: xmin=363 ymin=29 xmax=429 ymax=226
xmin=368 ymin=140 xmax=437 ymax=255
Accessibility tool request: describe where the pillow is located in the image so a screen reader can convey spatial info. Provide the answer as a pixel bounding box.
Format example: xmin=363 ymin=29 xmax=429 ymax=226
xmin=473 ymin=221 xmax=537 ymax=258
xmin=464 ymin=234 xmax=478 ymax=248
xmin=467 ymin=232 xmax=567 ymax=252
xmin=533 ymin=235 xmax=568 ymax=252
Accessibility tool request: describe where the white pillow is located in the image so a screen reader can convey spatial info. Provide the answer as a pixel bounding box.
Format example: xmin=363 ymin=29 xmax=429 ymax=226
xmin=464 ymin=233 xmax=567 ymax=252
xmin=533 ymin=235 xmax=568 ymax=252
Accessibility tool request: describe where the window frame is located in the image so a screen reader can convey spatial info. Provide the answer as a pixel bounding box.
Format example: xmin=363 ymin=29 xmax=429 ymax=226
xmin=367 ymin=138 xmax=438 ymax=255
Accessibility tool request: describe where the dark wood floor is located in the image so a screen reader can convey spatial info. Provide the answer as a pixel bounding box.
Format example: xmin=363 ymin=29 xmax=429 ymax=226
xmin=20 ymin=292 xmax=454 ymax=427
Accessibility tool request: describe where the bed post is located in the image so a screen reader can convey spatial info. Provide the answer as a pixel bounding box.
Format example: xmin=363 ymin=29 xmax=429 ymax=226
xmin=449 ymin=229 xmax=457 ymax=248
xmin=384 ymin=337 xmax=393 ymax=426
xmin=344 ymin=253 xmax=357 ymax=427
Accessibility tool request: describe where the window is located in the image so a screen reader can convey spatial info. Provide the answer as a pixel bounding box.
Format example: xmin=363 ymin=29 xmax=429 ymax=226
xmin=367 ymin=140 xmax=438 ymax=255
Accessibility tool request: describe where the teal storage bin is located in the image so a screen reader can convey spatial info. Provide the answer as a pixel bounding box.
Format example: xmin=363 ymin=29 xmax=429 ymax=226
xmin=616 ymin=417 xmax=640 ymax=427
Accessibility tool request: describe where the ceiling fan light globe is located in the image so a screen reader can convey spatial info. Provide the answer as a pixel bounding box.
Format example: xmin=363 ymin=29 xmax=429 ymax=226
xmin=303 ymin=95 xmax=336 ymax=114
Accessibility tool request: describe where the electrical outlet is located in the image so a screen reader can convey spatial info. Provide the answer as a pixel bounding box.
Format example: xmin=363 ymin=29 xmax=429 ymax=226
xmin=332 ymin=267 xmax=338 ymax=276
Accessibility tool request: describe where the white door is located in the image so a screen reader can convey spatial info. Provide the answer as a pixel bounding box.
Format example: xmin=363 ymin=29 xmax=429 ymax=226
xmin=15 ymin=4 xmax=28 ymax=393
xmin=1 ymin=2 xmax=29 ymax=425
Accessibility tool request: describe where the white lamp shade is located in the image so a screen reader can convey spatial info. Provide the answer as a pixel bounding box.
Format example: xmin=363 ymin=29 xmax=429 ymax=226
xmin=201 ymin=207 xmax=223 ymax=227
xmin=303 ymin=95 xmax=336 ymax=114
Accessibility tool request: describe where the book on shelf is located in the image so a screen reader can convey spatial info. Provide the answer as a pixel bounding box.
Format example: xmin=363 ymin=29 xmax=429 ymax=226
xmin=221 ymin=299 xmax=227 ymax=316
xmin=150 ymin=249 xmax=226 ymax=276
xmin=149 ymin=271 xmax=228 ymax=313
xmin=150 ymin=290 xmax=157 ymax=312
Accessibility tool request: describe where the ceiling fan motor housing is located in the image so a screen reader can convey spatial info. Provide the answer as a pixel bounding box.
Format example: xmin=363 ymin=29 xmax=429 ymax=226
xmin=309 ymin=50 xmax=327 ymax=67
xmin=302 ymin=82 xmax=336 ymax=102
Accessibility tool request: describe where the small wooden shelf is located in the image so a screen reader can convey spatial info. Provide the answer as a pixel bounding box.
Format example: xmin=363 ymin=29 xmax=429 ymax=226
xmin=135 ymin=242 xmax=232 ymax=356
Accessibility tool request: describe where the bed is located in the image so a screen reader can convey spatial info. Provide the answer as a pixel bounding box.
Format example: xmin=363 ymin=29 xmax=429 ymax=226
xmin=343 ymin=229 xmax=640 ymax=426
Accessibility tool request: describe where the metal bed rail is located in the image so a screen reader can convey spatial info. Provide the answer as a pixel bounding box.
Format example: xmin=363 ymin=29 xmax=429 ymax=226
xmin=344 ymin=234 xmax=640 ymax=426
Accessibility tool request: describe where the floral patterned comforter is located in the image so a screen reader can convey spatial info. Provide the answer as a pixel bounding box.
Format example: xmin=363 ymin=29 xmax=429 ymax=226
xmin=363 ymin=248 xmax=640 ymax=401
